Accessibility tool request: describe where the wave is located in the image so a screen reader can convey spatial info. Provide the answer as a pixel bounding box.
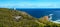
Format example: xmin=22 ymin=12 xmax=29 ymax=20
xmin=49 ymin=14 xmax=60 ymax=24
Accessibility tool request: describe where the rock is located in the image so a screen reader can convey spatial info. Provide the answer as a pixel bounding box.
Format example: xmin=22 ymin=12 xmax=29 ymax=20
xmin=15 ymin=16 xmax=21 ymax=19
xmin=14 ymin=16 xmax=22 ymax=22
xmin=43 ymin=16 xmax=49 ymax=21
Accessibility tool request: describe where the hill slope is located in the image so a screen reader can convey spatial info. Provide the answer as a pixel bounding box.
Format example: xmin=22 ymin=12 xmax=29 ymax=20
xmin=0 ymin=8 xmax=60 ymax=27
xmin=0 ymin=8 xmax=45 ymax=27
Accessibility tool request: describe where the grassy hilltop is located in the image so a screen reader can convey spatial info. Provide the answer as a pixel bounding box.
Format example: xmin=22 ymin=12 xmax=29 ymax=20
xmin=0 ymin=8 xmax=60 ymax=27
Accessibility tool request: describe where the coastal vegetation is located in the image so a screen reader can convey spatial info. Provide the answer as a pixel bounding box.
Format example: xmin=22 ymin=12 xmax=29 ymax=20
xmin=0 ymin=8 xmax=60 ymax=27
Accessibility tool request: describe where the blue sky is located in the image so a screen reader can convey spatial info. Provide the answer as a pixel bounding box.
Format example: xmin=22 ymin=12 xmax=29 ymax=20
xmin=0 ymin=0 xmax=60 ymax=8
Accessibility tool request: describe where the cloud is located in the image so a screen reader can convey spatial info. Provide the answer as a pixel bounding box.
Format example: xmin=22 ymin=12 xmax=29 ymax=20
xmin=0 ymin=2 xmax=60 ymax=8
xmin=19 ymin=3 xmax=60 ymax=8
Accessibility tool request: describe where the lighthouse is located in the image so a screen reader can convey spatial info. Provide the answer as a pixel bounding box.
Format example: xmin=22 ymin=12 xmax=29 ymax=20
xmin=14 ymin=8 xmax=16 ymax=10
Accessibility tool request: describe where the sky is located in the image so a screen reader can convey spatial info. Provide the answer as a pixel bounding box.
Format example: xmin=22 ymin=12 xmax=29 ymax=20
xmin=0 ymin=0 xmax=60 ymax=8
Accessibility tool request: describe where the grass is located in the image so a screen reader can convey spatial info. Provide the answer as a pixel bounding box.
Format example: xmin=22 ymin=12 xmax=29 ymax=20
xmin=0 ymin=8 xmax=60 ymax=27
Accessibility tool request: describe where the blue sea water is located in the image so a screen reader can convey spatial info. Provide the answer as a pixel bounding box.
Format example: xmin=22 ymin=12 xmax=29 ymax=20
xmin=16 ymin=8 xmax=60 ymax=21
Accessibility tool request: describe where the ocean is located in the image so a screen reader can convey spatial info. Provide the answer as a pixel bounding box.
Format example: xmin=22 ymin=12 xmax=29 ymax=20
xmin=16 ymin=8 xmax=60 ymax=21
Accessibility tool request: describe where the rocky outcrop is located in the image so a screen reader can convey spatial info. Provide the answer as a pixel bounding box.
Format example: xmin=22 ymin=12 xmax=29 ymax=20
xmin=42 ymin=16 xmax=49 ymax=21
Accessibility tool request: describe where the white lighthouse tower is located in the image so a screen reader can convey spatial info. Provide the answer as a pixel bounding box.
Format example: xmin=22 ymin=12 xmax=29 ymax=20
xmin=14 ymin=8 xmax=16 ymax=10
